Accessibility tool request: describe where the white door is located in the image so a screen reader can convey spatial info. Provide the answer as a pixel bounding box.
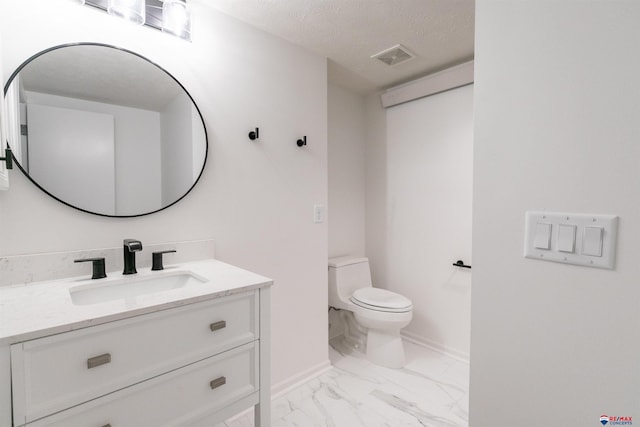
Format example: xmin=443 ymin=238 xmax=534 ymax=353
xmin=27 ymin=104 xmax=115 ymax=215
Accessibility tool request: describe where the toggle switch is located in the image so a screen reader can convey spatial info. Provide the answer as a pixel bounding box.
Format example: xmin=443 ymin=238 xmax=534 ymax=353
xmin=583 ymin=226 xmax=604 ymax=257
xmin=533 ymin=223 xmax=552 ymax=250
xmin=557 ymin=224 xmax=576 ymax=253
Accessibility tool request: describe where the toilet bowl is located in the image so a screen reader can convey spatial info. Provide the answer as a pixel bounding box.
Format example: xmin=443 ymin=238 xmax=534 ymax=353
xmin=328 ymin=256 xmax=413 ymax=368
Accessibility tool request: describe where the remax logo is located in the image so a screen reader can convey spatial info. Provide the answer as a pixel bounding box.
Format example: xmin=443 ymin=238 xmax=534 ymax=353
xmin=600 ymin=415 xmax=633 ymax=426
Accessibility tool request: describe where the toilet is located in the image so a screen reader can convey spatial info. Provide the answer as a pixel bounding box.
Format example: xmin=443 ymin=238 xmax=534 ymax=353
xmin=328 ymin=256 xmax=413 ymax=368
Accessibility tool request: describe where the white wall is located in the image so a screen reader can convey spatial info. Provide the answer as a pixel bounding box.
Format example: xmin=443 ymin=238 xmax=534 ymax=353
xmin=191 ymin=105 xmax=206 ymax=183
xmin=328 ymin=84 xmax=366 ymax=258
xmin=0 ymin=0 xmax=328 ymax=389
xmin=0 ymin=30 xmax=7 ymax=190
xmin=327 ymin=83 xmax=366 ymax=339
xmin=364 ymin=93 xmax=389 ymax=298
xmin=471 ymin=1 xmax=640 ymax=424
xmin=363 ymin=86 xmax=473 ymax=359
xmin=385 ymin=85 xmax=473 ymax=358
xmin=161 ymin=93 xmax=193 ymax=207
xmin=23 ymin=91 xmax=162 ymax=215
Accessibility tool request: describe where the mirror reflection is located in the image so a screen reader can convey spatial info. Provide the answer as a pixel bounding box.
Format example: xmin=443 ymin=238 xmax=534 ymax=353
xmin=4 ymin=43 xmax=207 ymax=217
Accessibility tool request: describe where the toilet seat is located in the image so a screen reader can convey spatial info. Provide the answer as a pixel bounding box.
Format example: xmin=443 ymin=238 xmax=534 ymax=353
xmin=350 ymin=288 xmax=412 ymax=313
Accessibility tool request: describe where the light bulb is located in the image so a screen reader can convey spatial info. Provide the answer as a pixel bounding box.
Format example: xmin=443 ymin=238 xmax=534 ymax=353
xmin=162 ymin=0 xmax=192 ymax=41
xmin=107 ymin=0 xmax=146 ymax=25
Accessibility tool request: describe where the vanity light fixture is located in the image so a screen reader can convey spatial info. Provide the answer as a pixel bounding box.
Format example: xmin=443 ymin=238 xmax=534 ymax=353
xmin=162 ymin=0 xmax=192 ymax=40
xmin=107 ymin=0 xmax=146 ymax=25
xmin=84 ymin=0 xmax=191 ymax=41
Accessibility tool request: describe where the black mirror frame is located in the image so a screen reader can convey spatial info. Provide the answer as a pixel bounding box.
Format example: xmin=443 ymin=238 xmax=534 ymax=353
xmin=3 ymin=42 xmax=208 ymax=218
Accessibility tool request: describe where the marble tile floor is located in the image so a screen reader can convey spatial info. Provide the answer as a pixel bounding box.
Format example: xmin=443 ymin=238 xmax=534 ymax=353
xmin=219 ymin=337 xmax=469 ymax=427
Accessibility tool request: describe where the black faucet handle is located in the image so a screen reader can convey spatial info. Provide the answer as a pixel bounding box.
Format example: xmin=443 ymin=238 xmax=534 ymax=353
xmin=152 ymin=250 xmax=177 ymax=271
xmin=74 ymin=257 xmax=107 ymax=279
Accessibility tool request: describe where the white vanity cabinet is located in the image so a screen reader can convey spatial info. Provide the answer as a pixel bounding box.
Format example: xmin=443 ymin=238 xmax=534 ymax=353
xmin=0 ymin=260 xmax=272 ymax=427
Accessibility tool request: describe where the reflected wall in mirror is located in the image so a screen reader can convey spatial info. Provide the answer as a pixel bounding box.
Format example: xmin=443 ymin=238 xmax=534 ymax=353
xmin=3 ymin=43 xmax=207 ymax=217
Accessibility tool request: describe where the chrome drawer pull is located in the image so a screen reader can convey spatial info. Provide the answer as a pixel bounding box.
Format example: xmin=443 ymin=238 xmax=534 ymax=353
xmin=209 ymin=376 xmax=226 ymax=390
xmin=87 ymin=353 xmax=111 ymax=369
xmin=209 ymin=320 xmax=226 ymax=332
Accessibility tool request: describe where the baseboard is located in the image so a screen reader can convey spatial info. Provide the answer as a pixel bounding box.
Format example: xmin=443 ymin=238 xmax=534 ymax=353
xmin=225 ymin=359 xmax=333 ymax=422
xmin=401 ymin=330 xmax=470 ymax=363
xmin=271 ymin=359 xmax=333 ymax=398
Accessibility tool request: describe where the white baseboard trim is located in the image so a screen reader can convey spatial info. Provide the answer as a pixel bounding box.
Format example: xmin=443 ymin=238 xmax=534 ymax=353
xmin=226 ymin=359 xmax=333 ymax=422
xmin=271 ymin=359 xmax=333 ymax=398
xmin=401 ymin=331 xmax=470 ymax=364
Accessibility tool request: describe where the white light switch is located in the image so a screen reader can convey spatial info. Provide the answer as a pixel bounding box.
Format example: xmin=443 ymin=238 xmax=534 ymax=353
xmin=557 ymin=224 xmax=576 ymax=253
xmin=313 ymin=204 xmax=325 ymax=224
xmin=583 ymin=226 xmax=603 ymax=257
xmin=533 ymin=223 xmax=552 ymax=249
xmin=525 ymin=211 xmax=618 ymax=269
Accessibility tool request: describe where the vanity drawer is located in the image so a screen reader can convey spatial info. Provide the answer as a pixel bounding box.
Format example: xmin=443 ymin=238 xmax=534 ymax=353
xmin=26 ymin=341 xmax=258 ymax=427
xmin=11 ymin=291 xmax=258 ymax=424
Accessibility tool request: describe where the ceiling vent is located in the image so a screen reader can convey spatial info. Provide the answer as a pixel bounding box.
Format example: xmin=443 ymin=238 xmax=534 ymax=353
xmin=371 ymin=44 xmax=416 ymax=67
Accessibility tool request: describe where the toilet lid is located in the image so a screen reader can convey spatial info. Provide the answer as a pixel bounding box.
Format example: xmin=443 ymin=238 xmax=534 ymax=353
xmin=350 ymin=288 xmax=412 ymax=313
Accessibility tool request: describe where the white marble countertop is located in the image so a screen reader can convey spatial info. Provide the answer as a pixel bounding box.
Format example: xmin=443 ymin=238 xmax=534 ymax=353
xmin=0 ymin=259 xmax=272 ymax=345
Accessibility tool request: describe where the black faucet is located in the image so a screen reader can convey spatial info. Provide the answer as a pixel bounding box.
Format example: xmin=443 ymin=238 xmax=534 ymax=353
xmin=123 ymin=239 xmax=143 ymax=275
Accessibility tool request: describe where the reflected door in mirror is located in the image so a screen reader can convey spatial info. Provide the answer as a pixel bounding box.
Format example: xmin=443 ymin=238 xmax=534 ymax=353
xmin=28 ymin=104 xmax=116 ymax=215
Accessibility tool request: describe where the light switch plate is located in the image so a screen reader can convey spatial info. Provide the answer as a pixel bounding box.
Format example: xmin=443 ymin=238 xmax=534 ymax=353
xmin=524 ymin=211 xmax=618 ymax=269
xmin=313 ymin=204 xmax=325 ymax=224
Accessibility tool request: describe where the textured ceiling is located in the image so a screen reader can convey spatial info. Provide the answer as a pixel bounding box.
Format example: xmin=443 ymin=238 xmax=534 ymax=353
xmin=202 ymin=0 xmax=475 ymax=94
xmin=19 ymin=45 xmax=182 ymax=111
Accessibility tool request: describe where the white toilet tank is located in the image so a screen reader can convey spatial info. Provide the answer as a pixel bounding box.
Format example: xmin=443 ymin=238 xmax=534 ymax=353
xmin=328 ymin=256 xmax=372 ymax=309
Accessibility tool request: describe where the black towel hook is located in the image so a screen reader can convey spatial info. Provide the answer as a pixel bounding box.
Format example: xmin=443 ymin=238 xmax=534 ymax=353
xmin=248 ymin=128 xmax=259 ymax=141
xmin=297 ymin=136 xmax=307 ymax=147
xmin=452 ymin=260 xmax=471 ymax=269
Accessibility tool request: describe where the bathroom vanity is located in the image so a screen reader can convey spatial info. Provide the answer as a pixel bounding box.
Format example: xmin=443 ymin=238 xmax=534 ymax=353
xmin=0 ymin=259 xmax=272 ymax=427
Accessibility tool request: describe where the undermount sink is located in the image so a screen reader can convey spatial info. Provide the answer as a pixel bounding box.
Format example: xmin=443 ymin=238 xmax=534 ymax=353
xmin=69 ymin=271 xmax=208 ymax=305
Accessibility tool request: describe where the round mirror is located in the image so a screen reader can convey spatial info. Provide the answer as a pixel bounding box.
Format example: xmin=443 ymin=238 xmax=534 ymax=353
xmin=3 ymin=43 xmax=207 ymax=217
